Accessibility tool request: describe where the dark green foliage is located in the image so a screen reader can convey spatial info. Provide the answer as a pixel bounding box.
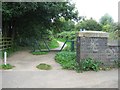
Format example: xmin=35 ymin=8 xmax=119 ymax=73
xmin=57 ymin=31 xmax=77 ymax=40
xmin=2 ymin=2 xmax=79 ymax=46
xmin=55 ymin=52 xmax=105 ymax=72
xmin=32 ymin=51 xmax=48 ymax=55
xmin=76 ymin=18 xmax=102 ymax=31
xmin=48 ymin=39 xmax=59 ymax=49
xmin=55 ymin=51 xmax=76 ymax=70
xmin=56 ymin=31 xmax=77 ymax=51
xmin=0 ymin=64 xmax=14 ymax=70
xmin=36 ymin=63 xmax=52 ymax=70
xmin=80 ymin=58 xmax=102 ymax=71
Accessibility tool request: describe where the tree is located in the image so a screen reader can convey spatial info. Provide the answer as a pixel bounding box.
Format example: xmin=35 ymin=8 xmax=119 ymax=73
xmin=75 ymin=18 xmax=102 ymax=31
xmin=2 ymin=2 xmax=79 ymax=46
xmin=99 ymin=13 xmax=114 ymax=32
xmin=99 ymin=13 xmax=114 ymax=26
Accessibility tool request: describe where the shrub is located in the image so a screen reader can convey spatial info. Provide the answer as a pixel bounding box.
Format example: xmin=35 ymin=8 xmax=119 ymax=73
xmin=36 ymin=63 xmax=52 ymax=70
xmin=80 ymin=58 xmax=103 ymax=71
xmin=56 ymin=31 xmax=77 ymax=40
xmin=55 ymin=51 xmax=105 ymax=72
xmin=55 ymin=51 xmax=76 ymax=70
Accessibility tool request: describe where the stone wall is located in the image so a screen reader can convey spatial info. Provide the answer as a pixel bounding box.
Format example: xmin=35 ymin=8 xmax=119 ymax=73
xmin=76 ymin=31 xmax=119 ymax=65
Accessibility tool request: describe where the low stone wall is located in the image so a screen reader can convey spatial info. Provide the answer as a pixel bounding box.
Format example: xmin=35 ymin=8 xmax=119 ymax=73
xmin=76 ymin=31 xmax=119 ymax=65
xmin=106 ymin=40 xmax=120 ymax=63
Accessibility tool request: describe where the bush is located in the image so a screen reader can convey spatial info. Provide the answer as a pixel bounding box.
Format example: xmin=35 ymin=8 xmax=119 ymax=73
xmin=80 ymin=58 xmax=103 ymax=71
xmin=56 ymin=31 xmax=77 ymax=40
xmin=36 ymin=63 xmax=52 ymax=70
xmin=55 ymin=51 xmax=105 ymax=72
xmin=55 ymin=51 xmax=76 ymax=70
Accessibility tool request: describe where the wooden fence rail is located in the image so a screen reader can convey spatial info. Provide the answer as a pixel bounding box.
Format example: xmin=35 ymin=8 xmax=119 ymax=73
xmin=0 ymin=37 xmax=12 ymax=51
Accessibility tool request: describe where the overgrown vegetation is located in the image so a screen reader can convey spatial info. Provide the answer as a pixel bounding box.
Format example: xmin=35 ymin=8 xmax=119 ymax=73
xmin=0 ymin=64 xmax=14 ymax=70
xmin=56 ymin=31 xmax=77 ymax=51
xmin=56 ymin=31 xmax=77 ymax=40
xmin=80 ymin=58 xmax=103 ymax=71
xmin=55 ymin=51 xmax=118 ymax=72
xmin=55 ymin=51 xmax=76 ymax=70
xmin=48 ymin=39 xmax=59 ymax=49
xmin=75 ymin=18 xmax=102 ymax=31
xmin=109 ymin=30 xmax=120 ymax=40
xmin=36 ymin=63 xmax=52 ymax=70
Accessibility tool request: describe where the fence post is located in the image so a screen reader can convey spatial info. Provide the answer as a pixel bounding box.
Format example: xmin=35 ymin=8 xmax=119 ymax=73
xmin=4 ymin=51 xmax=7 ymax=65
xmin=71 ymin=40 xmax=74 ymax=51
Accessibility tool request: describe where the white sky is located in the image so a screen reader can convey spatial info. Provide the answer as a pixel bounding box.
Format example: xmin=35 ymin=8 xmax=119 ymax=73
xmin=71 ymin=0 xmax=119 ymax=22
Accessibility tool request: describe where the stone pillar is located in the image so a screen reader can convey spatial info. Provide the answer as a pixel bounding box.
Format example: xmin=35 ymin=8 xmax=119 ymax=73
xmin=77 ymin=31 xmax=109 ymax=64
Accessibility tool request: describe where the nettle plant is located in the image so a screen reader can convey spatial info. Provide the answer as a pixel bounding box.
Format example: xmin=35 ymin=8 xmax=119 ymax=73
xmin=80 ymin=58 xmax=103 ymax=72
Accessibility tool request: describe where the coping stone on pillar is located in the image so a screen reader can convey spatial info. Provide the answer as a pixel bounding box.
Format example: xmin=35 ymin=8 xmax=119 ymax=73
xmin=78 ymin=31 xmax=109 ymax=38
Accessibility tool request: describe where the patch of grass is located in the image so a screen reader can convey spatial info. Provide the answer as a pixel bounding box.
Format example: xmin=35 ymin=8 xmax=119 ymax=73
xmin=48 ymin=39 xmax=59 ymax=49
xmin=32 ymin=51 xmax=48 ymax=55
xmin=0 ymin=64 xmax=14 ymax=70
xmin=36 ymin=63 xmax=52 ymax=70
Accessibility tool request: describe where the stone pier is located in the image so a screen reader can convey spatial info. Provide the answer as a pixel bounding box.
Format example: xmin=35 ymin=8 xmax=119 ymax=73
xmin=76 ymin=31 xmax=119 ymax=65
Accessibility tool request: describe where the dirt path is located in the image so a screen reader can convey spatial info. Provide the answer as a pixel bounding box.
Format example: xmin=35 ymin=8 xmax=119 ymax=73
xmin=0 ymin=41 xmax=118 ymax=88
xmin=7 ymin=51 xmax=61 ymax=71
xmin=7 ymin=41 xmax=65 ymax=71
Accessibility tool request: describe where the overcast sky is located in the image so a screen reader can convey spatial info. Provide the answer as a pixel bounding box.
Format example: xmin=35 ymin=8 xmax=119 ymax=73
xmin=71 ymin=0 xmax=119 ymax=22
